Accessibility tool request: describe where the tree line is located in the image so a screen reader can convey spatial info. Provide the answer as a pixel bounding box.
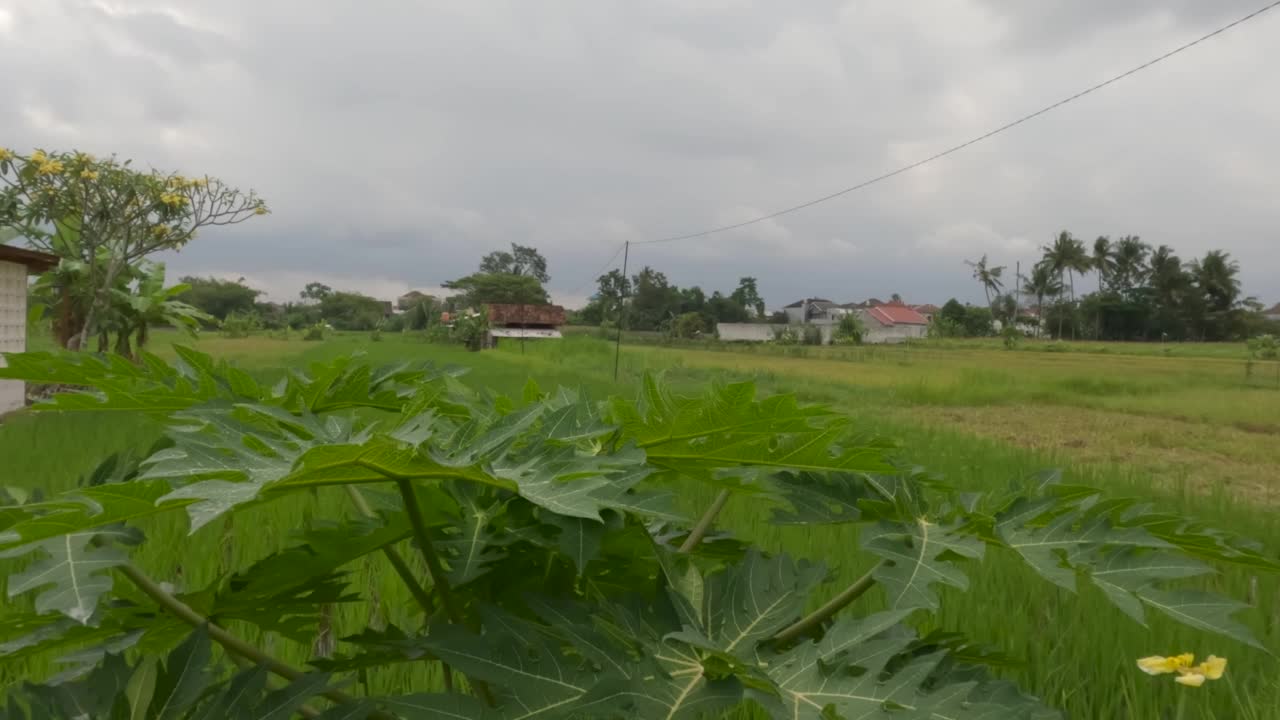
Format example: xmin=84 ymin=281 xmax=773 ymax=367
xmin=967 ymin=232 xmax=1273 ymax=341
xmin=576 ymin=269 xmax=768 ymax=336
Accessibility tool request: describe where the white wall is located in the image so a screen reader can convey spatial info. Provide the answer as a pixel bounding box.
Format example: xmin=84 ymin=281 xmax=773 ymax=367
xmin=0 ymin=261 xmax=27 ymax=414
xmin=716 ymin=323 xmax=835 ymax=344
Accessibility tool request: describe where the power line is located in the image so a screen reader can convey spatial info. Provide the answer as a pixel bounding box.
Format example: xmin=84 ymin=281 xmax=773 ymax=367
xmin=566 ymin=241 xmax=626 ymax=298
xmin=633 ymin=0 xmax=1280 ymax=246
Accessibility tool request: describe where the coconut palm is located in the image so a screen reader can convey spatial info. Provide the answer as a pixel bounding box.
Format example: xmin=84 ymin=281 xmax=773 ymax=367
xmin=1022 ymin=264 xmax=1062 ymax=338
xmin=965 ymin=254 xmax=1006 ymax=313
xmin=1111 ymin=235 xmax=1149 ymax=292
xmin=1040 ymin=231 xmax=1089 ymax=338
xmin=1187 ymin=250 xmax=1241 ymax=315
xmin=1092 ymin=236 xmax=1115 ymax=293
xmin=1091 ymin=236 xmax=1115 ymax=337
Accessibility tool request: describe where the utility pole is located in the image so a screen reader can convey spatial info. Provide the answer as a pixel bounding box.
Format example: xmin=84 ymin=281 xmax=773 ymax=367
xmin=613 ymin=241 xmax=630 ymax=382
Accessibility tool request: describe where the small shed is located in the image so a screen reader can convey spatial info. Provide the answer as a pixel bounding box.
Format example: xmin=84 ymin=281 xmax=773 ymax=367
xmin=1 ymin=245 xmax=58 ymax=414
xmin=486 ymin=303 xmax=565 ymax=345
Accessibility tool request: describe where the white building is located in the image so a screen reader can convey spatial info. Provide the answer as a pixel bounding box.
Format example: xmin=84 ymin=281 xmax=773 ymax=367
xmin=857 ymin=304 xmax=930 ymax=344
xmin=0 ymin=246 xmax=58 ymax=415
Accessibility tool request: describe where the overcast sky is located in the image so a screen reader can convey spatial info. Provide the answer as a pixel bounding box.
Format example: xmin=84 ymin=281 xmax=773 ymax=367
xmin=3 ymin=1 xmax=1277 ymax=308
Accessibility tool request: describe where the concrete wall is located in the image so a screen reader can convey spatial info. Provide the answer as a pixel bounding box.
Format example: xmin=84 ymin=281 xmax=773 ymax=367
xmin=716 ymin=323 xmax=835 ymax=344
xmin=0 ymin=261 xmax=27 ymax=414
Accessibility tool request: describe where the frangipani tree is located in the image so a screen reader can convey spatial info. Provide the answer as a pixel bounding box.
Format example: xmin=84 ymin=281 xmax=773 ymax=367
xmin=0 ymin=147 xmax=267 ymax=349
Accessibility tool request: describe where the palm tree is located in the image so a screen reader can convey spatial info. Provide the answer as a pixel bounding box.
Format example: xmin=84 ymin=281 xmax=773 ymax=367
xmin=1091 ymin=236 xmax=1115 ymax=338
xmin=1092 ymin=236 xmax=1114 ymax=293
xmin=965 ymin=254 xmax=1006 ymax=313
xmin=1040 ymin=231 xmax=1089 ymax=338
xmin=1111 ymin=235 xmax=1149 ymax=293
xmin=1022 ymin=264 xmax=1062 ymax=338
xmin=1188 ymin=250 xmax=1241 ymax=315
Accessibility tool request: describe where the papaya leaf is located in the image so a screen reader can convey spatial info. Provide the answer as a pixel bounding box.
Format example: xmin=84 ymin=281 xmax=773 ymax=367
xmin=187 ymin=664 xmax=267 ymax=720
xmin=769 ymin=471 xmax=873 ymax=525
xmin=4 ymin=526 xmax=142 ymax=623
xmin=1137 ymin=589 xmax=1265 ymax=651
xmin=862 ymin=518 xmax=984 ymax=611
xmin=0 ymin=480 xmax=174 ymax=552
xmin=378 ymin=694 xmax=494 ymax=719
xmin=611 ymin=375 xmax=892 ymax=484
xmin=150 ymin=627 xmax=213 ymax=720
xmin=252 ymin=672 xmax=332 ymax=720
xmin=703 ymin=550 xmax=825 ymax=656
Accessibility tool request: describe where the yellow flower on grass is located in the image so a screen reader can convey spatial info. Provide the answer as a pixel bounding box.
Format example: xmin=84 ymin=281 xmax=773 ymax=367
xmin=1137 ymin=654 xmax=1226 ymax=688
xmin=1137 ymin=653 xmax=1194 ymax=675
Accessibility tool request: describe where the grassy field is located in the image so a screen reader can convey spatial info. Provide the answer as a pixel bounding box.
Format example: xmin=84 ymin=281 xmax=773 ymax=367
xmin=3 ymin=330 xmax=1278 ymax=718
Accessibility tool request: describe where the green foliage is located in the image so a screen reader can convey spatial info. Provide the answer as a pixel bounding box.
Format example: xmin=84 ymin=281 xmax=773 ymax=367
xmin=221 ymin=311 xmax=261 ymax=338
xmin=176 ymin=276 xmax=262 ymax=320
xmin=0 ymin=349 xmax=1272 ymax=718
xmin=444 ymin=273 xmax=548 ymax=307
xmin=670 ymin=311 xmax=705 ymax=339
xmin=0 ymin=148 xmax=267 ymax=350
xmin=833 ymin=313 xmax=864 ymax=345
xmin=1001 ymin=323 xmax=1021 ymax=349
xmin=303 ymin=323 xmax=326 ymax=341
xmin=1247 ymin=334 xmax=1277 ymax=360
xmin=318 ymin=291 xmax=387 ymax=331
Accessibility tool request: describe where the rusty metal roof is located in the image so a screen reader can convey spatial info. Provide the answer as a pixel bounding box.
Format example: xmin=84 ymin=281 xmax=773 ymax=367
xmin=487 ymin=303 xmax=566 ymax=326
xmin=0 ymin=245 xmax=58 ymax=273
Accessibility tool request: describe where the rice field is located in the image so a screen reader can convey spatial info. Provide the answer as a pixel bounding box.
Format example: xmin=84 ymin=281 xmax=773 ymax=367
xmin=2 ymin=330 xmax=1277 ymax=718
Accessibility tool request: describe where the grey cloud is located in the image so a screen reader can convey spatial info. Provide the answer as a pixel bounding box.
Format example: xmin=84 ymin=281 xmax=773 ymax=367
xmin=3 ymin=0 xmax=1278 ymax=309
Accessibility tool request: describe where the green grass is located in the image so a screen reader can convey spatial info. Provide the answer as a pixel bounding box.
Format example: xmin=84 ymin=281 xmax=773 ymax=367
xmin=3 ymin=330 xmax=1278 ymax=718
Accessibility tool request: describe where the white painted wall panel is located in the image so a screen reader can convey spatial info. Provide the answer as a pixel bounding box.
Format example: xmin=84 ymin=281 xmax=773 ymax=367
xmin=0 ymin=261 xmax=28 ymax=414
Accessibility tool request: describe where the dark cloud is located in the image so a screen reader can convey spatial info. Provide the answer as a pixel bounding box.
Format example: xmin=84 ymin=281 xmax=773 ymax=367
xmin=2 ymin=0 xmax=1277 ymax=307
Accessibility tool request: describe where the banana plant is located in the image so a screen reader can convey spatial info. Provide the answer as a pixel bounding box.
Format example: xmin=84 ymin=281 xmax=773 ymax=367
xmin=112 ymin=260 xmax=212 ymax=353
xmin=0 ymin=350 xmax=1273 ymax=719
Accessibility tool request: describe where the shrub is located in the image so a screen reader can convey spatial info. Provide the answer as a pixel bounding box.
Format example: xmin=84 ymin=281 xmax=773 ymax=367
xmin=220 ymin=311 xmax=260 ymax=338
xmin=671 ymin=312 xmax=705 ymax=339
xmin=0 ymin=352 xmax=1268 ymax=719
xmin=801 ymin=324 xmax=825 ymax=345
xmin=1001 ymin=324 xmax=1020 ymax=350
xmin=424 ymin=324 xmax=452 ymax=344
xmin=771 ymin=325 xmax=799 ymax=345
xmin=833 ymin=313 xmax=864 ymax=345
xmin=302 ymin=322 xmax=325 ymax=341
xmin=1248 ymin=334 xmax=1278 ymax=360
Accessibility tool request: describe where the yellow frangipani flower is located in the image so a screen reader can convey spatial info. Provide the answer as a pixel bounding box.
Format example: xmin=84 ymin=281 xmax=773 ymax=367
xmin=159 ymin=192 xmax=188 ymax=207
xmin=1137 ymin=653 xmax=1194 ymax=675
xmin=1138 ymin=653 xmax=1226 ymax=688
xmin=80 ymin=169 xmax=100 ymax=181
xmin=30 ymin=150 xmax=47 ymax=163
xmin=1175 ymin=673 xmax=1206 ymax=687
xmin=37 ymin=160 xmax=65 ymax=175
xmin=0 ymin=147 xmax=13 ymax=161
xmin=254 ymin=205 xmax=268 ymax=215
xmin=1197 ymin=655 xmax=1227 ymax=681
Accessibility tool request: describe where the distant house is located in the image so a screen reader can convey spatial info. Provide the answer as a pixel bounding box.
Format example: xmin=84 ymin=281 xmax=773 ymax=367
xmin=910 ymin=303 xmax=941 ymax=323
xmin=397 ymin=290 xmax=435 ymax=312
xmin=857 ymin=303 xmax=930 ymax=344
xmin=1264 ymin=303 xmax=1280 ymax=323
xmin=0 ymin=245 xmax=58 ymax=415
xmin=486 ymin=303 xmax=566 ymax=345
xmin=782 ymin=298 xmax=856 ymax=325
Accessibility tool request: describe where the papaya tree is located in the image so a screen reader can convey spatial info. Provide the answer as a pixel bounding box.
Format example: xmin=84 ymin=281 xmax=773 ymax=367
xmin=0 ymin=147 xmax=267 ymax=349
xmin=0 ymin=351 xmax=1273 ymax=718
